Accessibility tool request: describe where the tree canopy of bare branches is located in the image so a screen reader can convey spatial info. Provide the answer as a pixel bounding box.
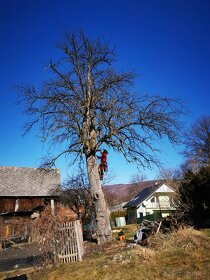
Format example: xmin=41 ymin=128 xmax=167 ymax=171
xmin=61 ymin=171 xmax=93 ymax=223
xmin=17 ymin=30 xmax=184 ymax=244
xmin=182 ymin=116 xmax=210 ymax=170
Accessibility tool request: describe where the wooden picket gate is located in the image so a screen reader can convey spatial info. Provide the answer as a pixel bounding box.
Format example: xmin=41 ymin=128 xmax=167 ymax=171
xmin=55 ymin=220 xmax=84 ymax=263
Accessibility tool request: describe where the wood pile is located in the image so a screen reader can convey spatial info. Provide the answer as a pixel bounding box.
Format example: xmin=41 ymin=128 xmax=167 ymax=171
xmin=134 ymin=216 xmax=180 ymax=246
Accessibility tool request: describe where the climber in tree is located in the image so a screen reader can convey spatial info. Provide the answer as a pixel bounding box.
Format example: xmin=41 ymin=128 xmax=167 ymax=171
xmin=97 ymin=149 xmax=108 ymax=180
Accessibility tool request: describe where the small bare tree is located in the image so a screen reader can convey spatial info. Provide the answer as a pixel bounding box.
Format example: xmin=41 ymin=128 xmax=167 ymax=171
xmin=157 ymin=167 xmax=180 ymax=187
xmin=182 ymin=116 xmax=210 ymax=168
xmin=17 ymin=30 xmax=184 ymax=244
xmin=61 ymin=171 xmax=93 ymax=223
xmin=130 ymin=173 xmax=147 ymax=184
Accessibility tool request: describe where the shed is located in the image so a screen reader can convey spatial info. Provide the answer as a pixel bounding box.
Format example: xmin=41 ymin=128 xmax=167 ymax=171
xmin=0 ymin=166 xmax=61 ymax=216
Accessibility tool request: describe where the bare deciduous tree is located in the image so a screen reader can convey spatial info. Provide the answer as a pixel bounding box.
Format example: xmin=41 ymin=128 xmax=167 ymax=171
xmin=157 ymin=167 xmax=176 ymax=180
xmin=130 ymin=173 xmax=147 ymax=184
xmin=156 ymin=167 xmax=180 ymax=188
xmin=61 ymin=171 xmax=93 ymax=223
xmin=17 ymin=30 xmax=184 ymax=244
xmin=182 ymin=116 xmax=210 ymax=168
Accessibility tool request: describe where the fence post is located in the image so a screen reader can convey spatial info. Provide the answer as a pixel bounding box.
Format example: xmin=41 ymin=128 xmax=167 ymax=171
xmin=74 ymin=220 xmax=84 ymax=261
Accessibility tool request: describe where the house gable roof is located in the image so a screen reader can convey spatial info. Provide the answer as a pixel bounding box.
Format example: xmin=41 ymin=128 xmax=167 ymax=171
xmin=155 ymin=183 xmax=174 ymax=193
xmin=0 ymin=166 xmax=61 ymax=197
xmin=123 ymin=183 xmax=173 ymax=208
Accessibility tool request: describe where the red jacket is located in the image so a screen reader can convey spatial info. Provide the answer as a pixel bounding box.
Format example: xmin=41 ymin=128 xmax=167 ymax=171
xmin=100 ymin=151 xmax=107 ymax=164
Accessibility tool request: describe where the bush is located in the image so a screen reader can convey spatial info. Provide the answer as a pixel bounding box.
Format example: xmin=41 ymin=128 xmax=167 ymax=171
xmin=177 ymin=166 xmax=210 ymax=228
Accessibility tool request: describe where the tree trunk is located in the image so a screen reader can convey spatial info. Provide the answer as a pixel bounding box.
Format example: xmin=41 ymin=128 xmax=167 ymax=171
xmin=86 ymin=154 xmax=112 ymax=244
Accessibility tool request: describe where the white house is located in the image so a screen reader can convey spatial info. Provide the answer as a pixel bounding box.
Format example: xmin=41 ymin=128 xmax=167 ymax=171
xmin=123 ymin=183 xmax=176 ymax=224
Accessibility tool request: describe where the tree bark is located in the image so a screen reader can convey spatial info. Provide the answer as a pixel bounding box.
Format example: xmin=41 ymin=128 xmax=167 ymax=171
xmin=86 ymin=154 xmax=112 ymax=244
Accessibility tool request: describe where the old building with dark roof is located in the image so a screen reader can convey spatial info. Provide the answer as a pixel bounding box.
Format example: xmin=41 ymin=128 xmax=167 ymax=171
xmin=0 ymin=166 xmax=61 ymax=216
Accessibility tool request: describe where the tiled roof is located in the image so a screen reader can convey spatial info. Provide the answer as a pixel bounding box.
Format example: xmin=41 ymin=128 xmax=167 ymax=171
xmin=0 ymin=166 xmax=61 ymax=197
xmin=123 ymin=184 xmax=160 ymax=208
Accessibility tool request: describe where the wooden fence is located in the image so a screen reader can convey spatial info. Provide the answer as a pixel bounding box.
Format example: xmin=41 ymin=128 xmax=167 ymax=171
xmin=0 ymin=219 xmax=84 ymax=264
xmin=55 ymin=220 xmax=84 ymax=263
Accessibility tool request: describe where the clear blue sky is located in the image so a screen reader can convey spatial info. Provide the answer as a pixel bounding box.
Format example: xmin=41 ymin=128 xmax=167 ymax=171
xmin=1 ymin=0 xmax=210 ymax=184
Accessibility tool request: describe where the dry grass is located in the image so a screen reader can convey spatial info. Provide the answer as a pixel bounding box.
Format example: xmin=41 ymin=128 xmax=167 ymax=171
xmin=148 ymin=227 xmax=210 ymax=250
xmin=200 ymin=228 xmax=210 ymax=237
xmin=112 ymin=224 xmax=139 ymax=240
xmin=2 ymin=227 xmax=210 ymax=280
